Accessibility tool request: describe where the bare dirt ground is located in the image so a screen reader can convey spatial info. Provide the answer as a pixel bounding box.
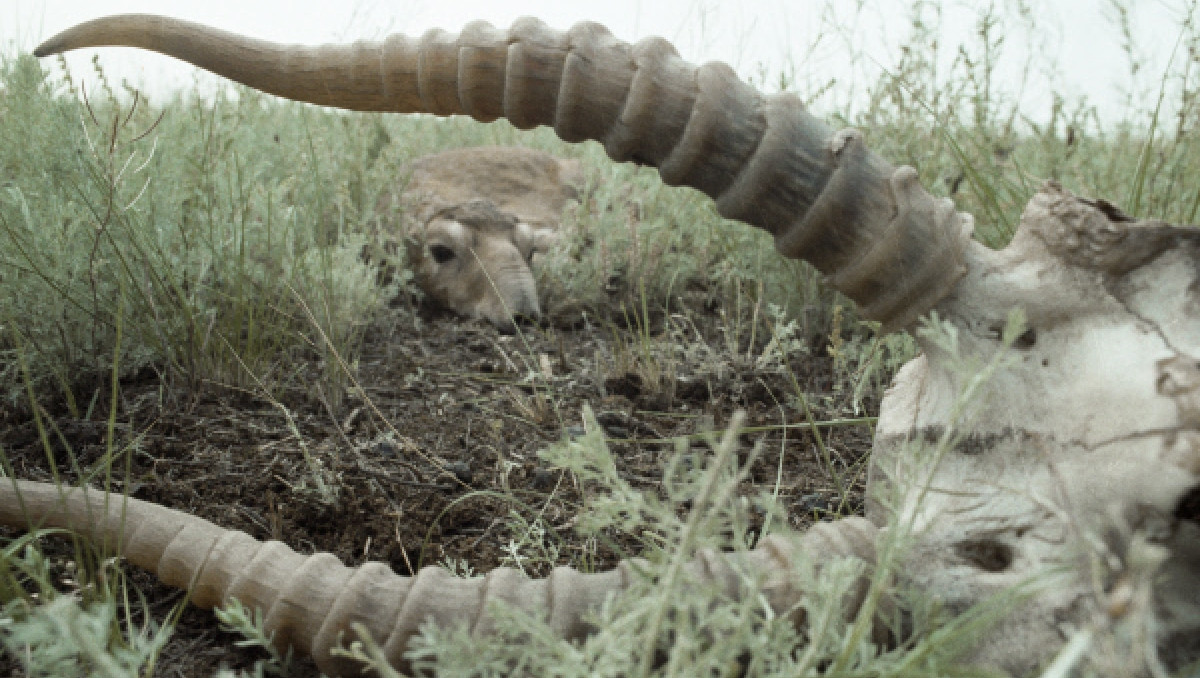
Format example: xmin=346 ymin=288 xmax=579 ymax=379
xmin=0 ymin=292 xmax=874 ymax=676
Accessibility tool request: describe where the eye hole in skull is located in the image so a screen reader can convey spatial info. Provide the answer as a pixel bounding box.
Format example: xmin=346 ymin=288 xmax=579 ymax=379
xmin=987 ymin=323 xmax=1037 ymax=349
xmin=1177 ymin=485 xmax=1200 ymax=523
xmin=954 ymin=538 xmax=1016 ymax=573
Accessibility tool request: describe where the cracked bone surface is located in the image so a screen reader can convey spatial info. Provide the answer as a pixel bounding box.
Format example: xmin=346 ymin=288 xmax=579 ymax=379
xmin=18 ymin=12 xmax=1200 ymax=677
xmin=873 ymin=187 xmax=1200 ymax=674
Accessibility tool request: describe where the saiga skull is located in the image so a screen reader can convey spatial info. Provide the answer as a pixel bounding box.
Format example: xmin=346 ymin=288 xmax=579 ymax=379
xmin=873 ymin=189 xmax=1200 ymax=673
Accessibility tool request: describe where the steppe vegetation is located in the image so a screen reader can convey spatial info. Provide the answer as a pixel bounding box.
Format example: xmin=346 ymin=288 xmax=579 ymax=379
xmin=1 ymin=2 xmax=1198 ymax=676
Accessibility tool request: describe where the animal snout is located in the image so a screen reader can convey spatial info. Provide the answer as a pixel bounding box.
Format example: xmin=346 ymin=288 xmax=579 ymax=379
xmin=495 ymin=290 xmax=544 ymax=333
xmin=478 ymin=256 xmax=542 ymax=332
xmin=497 ymin=309 xmax=543 ymax=335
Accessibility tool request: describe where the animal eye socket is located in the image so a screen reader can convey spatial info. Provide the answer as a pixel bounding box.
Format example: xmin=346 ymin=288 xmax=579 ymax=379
xmin=429 ymin=244 xmax=456 ymax=264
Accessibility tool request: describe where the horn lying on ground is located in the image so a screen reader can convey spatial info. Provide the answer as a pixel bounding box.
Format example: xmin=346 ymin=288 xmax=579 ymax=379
xmin=0 ymin=479 xmax=880 ymax=676
xmin=34 ymin=13 xmax=971 ymax=332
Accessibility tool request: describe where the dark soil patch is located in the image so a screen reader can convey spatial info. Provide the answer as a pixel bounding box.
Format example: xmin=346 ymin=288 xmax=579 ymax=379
xmin=0 ymin=297 xmax=876 ymax=676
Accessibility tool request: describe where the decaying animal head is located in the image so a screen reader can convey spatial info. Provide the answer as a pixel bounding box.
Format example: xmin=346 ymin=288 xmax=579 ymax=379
xmin=388 ymin=146 xmax=575 ymax=331
xmin=21 ymin=13 xmax=1200 ymax=677
xmin=404 ymin=198 xmax=551 ymax=332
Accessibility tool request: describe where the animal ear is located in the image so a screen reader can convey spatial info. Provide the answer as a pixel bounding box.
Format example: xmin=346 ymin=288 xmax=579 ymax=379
xmin=532 ymin=227 xmax=558 ymax=253
xmin=514 ymin=222 xmax=558 ymax=260
xmin=557 ymin=159 xmax=584 ymax=202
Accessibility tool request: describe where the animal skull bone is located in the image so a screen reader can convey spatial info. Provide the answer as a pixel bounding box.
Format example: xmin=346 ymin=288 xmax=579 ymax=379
xmin=3 ymin=13 xmax=1194 ymax=677
xmin=875 ymin=189 xmax=1200 ymax=673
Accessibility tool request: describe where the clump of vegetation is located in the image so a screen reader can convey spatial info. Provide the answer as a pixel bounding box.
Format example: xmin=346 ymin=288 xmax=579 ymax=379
xmin=0 ymin=52 xmax=397 ymax=409
xmin=394 ymin=408 xmax=957 ymax=678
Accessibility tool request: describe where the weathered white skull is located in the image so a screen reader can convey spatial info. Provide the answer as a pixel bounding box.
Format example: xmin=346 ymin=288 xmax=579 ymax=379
xmin=872 ymin=184 xmax=1200 ymax=675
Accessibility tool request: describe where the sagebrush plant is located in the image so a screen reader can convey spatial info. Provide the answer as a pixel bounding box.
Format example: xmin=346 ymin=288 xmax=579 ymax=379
xmin=396 ymin=402 xmax=1030 ymax=678
xmin=2 ymin=0 xmax=1199 ymax=675
xmin=0 ymin=595 xmax=171 ymax=678
xmin=212 ymin=598 xmax=294 ymax=678
xmin=0 ymin=53 xmax=397 ymax=406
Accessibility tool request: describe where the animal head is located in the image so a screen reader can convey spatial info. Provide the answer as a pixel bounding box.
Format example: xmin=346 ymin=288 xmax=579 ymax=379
xmin=21 ymin=13 xmax=1200 ymax=677
xmin=388 ymin=145 xmax=577 ymax=331
xmin=405 ymin=199 xmax=555 ymax=331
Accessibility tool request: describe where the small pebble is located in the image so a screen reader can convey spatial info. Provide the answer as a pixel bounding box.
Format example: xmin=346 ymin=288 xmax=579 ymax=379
xmin=797 ymin=493 xmax=829 ymax=514
xmin=603 ymin=425 xmax=630 ymax=440
xmin=448 ymin=462 xmax=473 ymax=485
xmin=532 ymin=468 xmax=556 ymax=490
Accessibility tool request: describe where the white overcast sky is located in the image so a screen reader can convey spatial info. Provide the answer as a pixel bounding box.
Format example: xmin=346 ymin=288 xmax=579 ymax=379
xmin=3 ymin=1 xmax=1194 ymax=126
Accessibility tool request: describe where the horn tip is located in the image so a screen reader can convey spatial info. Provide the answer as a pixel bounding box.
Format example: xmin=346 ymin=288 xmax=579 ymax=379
xmin=32 ymin=40 xmax=60 ymax=57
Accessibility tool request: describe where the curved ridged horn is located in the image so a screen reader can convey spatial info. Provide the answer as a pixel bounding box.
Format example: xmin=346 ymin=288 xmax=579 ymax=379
xmin=0 ymin=480 xmax=880 ymax=675
xmin=35 ymin=15 xmax=971 ymax=330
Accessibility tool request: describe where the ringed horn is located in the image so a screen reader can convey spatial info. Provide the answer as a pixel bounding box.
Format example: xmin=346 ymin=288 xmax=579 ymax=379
xmin=34 ymin=14 xmax=973 ymax=331
xmin=0 ymin=479 xmax=880 ymax=675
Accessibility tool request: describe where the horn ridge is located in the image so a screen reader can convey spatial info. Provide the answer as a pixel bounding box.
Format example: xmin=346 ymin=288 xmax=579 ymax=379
xmin=311 ymin=561 xmax=407 ymax=675
xmin=555 ymin=22 xmax=634 ymax=144
xmin=603 ymin=36 xmax=692 ymax=165
xmin=457 ymin=21 xmax=508 ymax=122
xmin=501 ymin=18 xmax=570 ymax=130
xmin=658 ymin=61 xmax=767 ymax=198
xmin=713 ymin=94 xmax=832 ymax=229
xmin=417 ymin=28 xmax=466 ymax=116
xmin=379 ymin=33 xmax=422 ymax=112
